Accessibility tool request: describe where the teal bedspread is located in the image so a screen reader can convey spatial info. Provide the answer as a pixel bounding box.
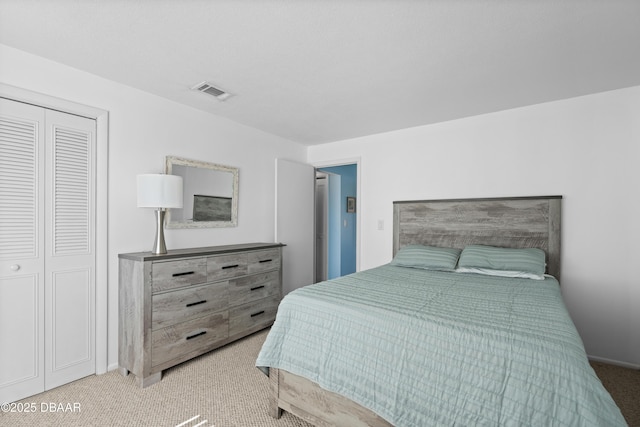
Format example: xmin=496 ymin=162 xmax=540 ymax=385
xmin=256 ymin=265 xmax=626 ymax=426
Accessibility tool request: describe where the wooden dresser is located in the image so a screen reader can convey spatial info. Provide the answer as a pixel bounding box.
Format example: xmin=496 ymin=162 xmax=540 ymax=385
xmin=118 ymin=242 xmax=284 ymax=387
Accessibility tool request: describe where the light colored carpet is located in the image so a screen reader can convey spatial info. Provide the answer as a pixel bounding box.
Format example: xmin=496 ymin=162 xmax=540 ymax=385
xmin=3 ymin=329 xmax=637 ymax=427
xmin=2 ymin=329 xmax=310 ymax=427
xmin=590 ymin=361 xmax=640 ymax=427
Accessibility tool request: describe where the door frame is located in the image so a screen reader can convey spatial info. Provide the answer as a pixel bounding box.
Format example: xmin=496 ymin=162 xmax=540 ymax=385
xmin=314 ymin=171 xmax=329 ymax=282
xmin=311 ymin=158 xmax=361 ymax=273
xmin=0 ymin=83 xmax=109 ymax=375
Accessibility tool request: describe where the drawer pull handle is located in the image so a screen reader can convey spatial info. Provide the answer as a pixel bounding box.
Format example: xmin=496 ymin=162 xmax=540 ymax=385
xmin=222 ymin=264 xmax=239 ymax=270
xmin=259 ymin=259 xmax=273 ymax=263
xmin=250 ymin=285 xmax=265 ymax=291
xmin=251 ymin=310 xmax=265 ymax=317
xmin=186 ymin=331 xmax=207 ymax=340
xmin=186 ymin=300 xmax=207 ymax=307
xmin=173 ymin=271 xmax=195 ymax=277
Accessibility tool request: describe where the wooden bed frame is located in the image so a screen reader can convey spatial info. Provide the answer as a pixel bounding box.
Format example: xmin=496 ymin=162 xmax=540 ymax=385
xmin=268 ymin=195 xmax=562 ymax=426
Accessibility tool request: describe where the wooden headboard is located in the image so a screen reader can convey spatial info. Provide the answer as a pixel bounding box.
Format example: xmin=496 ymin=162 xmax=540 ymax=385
xmin=393 ymin=196 xmax=562 ymax=279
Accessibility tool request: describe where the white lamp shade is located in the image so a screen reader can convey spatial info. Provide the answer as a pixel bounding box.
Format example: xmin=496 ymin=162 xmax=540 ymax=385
xmin=137 ymin=174 xmax=183 ymax=208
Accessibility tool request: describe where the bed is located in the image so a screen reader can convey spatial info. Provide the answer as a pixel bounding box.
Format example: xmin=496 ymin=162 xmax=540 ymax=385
xmin=256 ymin=196 xmax=626 ymax=426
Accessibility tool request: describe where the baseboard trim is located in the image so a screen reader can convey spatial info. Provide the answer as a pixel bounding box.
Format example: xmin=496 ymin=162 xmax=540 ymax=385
xmin=107 ymin=362 xmax=120 ymax=373
xmin=588 ymin=355 xmax=640 ymax=370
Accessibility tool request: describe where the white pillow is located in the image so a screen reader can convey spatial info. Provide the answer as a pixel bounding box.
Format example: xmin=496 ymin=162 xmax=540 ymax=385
xmin=455 ymin=266 xmax=545 ymax=280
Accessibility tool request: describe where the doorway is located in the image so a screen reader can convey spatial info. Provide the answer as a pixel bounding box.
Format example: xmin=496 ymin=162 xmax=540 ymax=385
xmin=274 ymin=158 xmax=359 ymax=295
xmin=315 ymin=164 xmax=357 ymax=282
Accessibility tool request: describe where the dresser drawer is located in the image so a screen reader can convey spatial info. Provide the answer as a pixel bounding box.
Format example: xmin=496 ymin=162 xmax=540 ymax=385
xmin=207 ymin=253 xmax=248 ymax=281
xmin=229 ymin=295 xmax=280 ymax=337
xmin=228 ymin=270 xmax=280 ymax=307
xmin=247 ymin=248 xmax=281 ymax=274
xmin=119 ymin=243 xmax=283 ymax=388
xmin=152 ymin=258 xmax=207 ymax=292
xmin=151 ymin=311 xmax=229 ymax=368
xmin=152 ymin=281 xmax=229 ymax=330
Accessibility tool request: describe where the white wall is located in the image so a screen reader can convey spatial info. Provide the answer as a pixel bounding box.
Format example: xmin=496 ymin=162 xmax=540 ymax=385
xmin=2 ymin=42 xmax=638 ymax=369
xmin=308 ymin=86 xmax=640 ymax=367
xmin=0 ymin=44 xmax=306 ymax=370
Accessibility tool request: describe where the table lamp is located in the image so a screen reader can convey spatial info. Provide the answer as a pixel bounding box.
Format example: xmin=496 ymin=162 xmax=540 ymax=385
xmin=137 ymin=174 xmax=183 ymax=254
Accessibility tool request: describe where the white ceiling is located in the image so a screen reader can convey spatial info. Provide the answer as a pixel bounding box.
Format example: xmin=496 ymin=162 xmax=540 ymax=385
xmin=1 ymin=1 xmax=639 ymax=145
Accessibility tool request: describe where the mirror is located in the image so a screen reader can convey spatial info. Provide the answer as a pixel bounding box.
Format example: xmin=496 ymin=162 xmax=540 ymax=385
xmin=165 ymin=156 xmax=238 ymax=228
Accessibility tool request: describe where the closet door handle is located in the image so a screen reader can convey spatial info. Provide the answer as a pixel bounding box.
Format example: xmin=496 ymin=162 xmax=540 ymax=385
xmin=251 ymin=310 xmax=265 ymax=318
xmin=222 ymin=264 xmax=239 ymax=270
xmin=173 ymin=271 xmax=195 ymax=277
xmin=250 ymin=285 xmax=265 ymax=291
xmin=186 ymin=331 xmax=206 ymax=340
xmin=259 ymin=259 xmax=273 ymax=264
xmin=186 ymin=300 xmax=207 ymax=307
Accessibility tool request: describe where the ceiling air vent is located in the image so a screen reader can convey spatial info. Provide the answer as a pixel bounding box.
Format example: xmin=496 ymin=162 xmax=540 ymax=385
xmin=191 ymin=81 xmax=232 ymax=101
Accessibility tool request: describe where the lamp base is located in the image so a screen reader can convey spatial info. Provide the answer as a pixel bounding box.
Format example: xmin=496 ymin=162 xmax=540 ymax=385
xmin=152 ymin=209 xmax=167 ymax=254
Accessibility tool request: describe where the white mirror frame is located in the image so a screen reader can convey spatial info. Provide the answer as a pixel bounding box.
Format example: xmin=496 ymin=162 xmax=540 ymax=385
xmin=165 ymin=155 xmax=239 ymax=228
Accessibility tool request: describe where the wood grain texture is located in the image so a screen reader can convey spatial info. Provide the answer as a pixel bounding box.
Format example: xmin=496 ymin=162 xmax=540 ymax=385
xmin=152 ymin=257 xmax=207 ymax=292
xmin=228 ymin=271 xmax=280 ymax=306
xmin=152 ymin=281 xmax=229 ymax=329
xmin=151 ymin=312 xmax=229 ymax=367
xmin=275 ymin=369 xmax=392 ymax=427
xmin=269 ymin=367 xmax=283 ymax=419
xmin=229 ymin=294 xmax=280 ymax=337
xmin=393 ymin=196 xmax=562 ymax=279
xmin=247 ymin=248 xmax=282 ymax=274
xmin=118 ymin=258 xmax=149 ymax=379
xmin=207 ymin=253 xmax=249 ymax=281
xmin=118 ymin=244 xmax=283 ymax=387
xmin=118 ymin=242 xmax=285 ymax=262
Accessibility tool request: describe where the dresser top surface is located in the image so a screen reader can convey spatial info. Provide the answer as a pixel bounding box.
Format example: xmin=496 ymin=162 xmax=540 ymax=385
xmin=119 ymin=242 xmax=285 ymax=262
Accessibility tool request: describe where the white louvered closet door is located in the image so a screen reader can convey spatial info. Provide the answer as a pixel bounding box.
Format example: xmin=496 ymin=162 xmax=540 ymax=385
xmin=44 ymin=109 xmax=95 ymax=391
xmin=0 ymin=99 xmax=46 ymax=403
xmin=0 ymin=98 xmax=96 ymax=403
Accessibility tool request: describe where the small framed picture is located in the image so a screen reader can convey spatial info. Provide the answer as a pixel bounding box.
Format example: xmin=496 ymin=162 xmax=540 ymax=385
xmin=346 ymin=197 xmax=356 ymax=213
